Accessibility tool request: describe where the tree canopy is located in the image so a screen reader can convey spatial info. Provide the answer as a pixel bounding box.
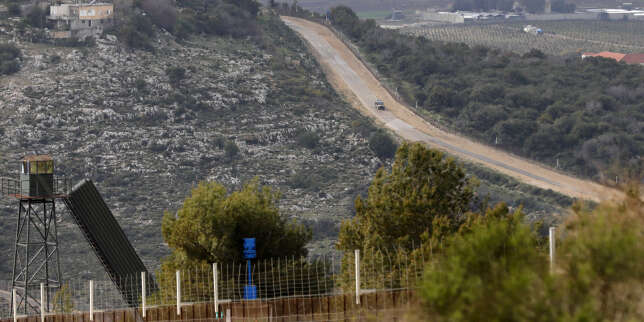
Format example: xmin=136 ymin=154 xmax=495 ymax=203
xmin=155 ymin=180 xmax=317 ymax=302
xmin=418 ymin=187 xmax=644 ymax=321
xmin=336 ymin=142 xmax=475 ymax=288
xmin=338 ymin=142 xmax=474 ymax=253
xmin=161 ymin=179 xmax=311 ymax=266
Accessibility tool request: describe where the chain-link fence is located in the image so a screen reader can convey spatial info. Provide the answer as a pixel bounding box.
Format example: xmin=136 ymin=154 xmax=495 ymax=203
xmin=0 ymin=246 xmax=430 ymax=319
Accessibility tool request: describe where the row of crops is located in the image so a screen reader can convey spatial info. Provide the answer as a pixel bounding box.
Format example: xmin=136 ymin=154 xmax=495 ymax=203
xmin=402 ymin=20 xmax=644 ymax=56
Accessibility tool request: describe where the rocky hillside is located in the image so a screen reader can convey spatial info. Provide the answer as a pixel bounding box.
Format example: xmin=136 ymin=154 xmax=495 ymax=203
xmin=0 ymin=12 xmax=573 ymax=282
xmin=0 ymin=16 xmax=382 ymax=280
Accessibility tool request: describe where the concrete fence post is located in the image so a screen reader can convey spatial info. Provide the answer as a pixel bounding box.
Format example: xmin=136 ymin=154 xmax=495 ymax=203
xmin=176 ymin=270 xmax=181 ymax=316
xmin=141 ymin=272 xmax=146 ymax=318
xmin=40 ymin=283 xmax=45 ymax=322
xmin=225 ymin=308 xmax=231 ymax=322
xmin=213 ymin=263 xmax=218 ymax=314
xmin=549 ymin=227 xmax=556 ymax=272
xmin=13 ymin=288 xmax=17 ymax=322
xmin=355 ymin=249 xmax=360 ymax=305
xmin=89 ymin=280 xmax=94 ymax=321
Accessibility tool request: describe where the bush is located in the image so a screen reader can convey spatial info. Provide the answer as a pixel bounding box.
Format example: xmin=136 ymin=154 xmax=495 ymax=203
xmin=418 ymin=190 xmax=644 ymax=321
xmin=420 ymin=209 xmax=553 ymax=322
xmin=171 ymin=1 xmax=260 ymax=39
xmin=7 ymin=3 xmax=20 ymax=16
xmin=25 ymin=6 xmax=47 ymax=28
xmin=224 ymin=141 xmax=239 ymax=159
xmin=368 ymin=131 xmax=397 ymax=159
xmin=140 ymin=0 xmax=177 ymax=31
xmin=0 ymin=44 xmax=21 ymax=75
xmin=166 ymin=67 xmax=186 ymax=87
xmin=296 ymin=130 xmax=320 ymax=149
xmin=118 ymin=13 xmax=155 ymax=51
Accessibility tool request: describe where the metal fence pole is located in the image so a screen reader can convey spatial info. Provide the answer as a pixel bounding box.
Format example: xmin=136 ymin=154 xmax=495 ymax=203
xmin=355 ymin=249 xmax=360 ymax=305
xmin=141 ymin=272 xmax=146 ymax=318
xmin=549 ymin=227 xmax=556 ymax=272
xmin=13 ymin=288 xmax=17 ymax=322
xmin=40 ymin=283 xmax=45 ymax=322
xmin=176 ymin=270 xmax=181 ymax=316
xmin=90 ymin=280 xmax=94 ymax=321
xmin=213 ymin=263 xmax=218 ymax=314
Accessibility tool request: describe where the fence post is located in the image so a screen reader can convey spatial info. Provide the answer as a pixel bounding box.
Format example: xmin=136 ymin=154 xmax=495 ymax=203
xmin=176 ymin=270 xmax=181 ymax=316
xmin=549 ymin=227 xmax=556 ymax=272
xmin=40 ymin=283 xmax=45 ymax=322
xmin=213 ymin=263 xmax=218 ymax=314
xmin=89 ymin=280 xmax=94 ymax=321
xmin=142 ymin=272 xmax=146 ymax=318
xmin=225 ymin=308 xmax=231 ymax=322
xmin=13 ymin=288 xmax=17 ymax=322
xmin=355 ymin=249 xmax=360 ymax=305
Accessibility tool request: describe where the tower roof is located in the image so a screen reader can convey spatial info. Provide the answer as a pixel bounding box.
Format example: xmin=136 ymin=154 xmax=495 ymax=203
xmin=23 ymin=155 xmax=53 ymax=161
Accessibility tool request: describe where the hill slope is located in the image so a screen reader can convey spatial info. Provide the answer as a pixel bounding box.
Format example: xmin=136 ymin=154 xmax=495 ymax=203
xmin=0 ymin=11 xmax=576 ymax=281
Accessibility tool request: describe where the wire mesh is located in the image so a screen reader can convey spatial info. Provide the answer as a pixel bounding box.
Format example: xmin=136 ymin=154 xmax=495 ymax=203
xmin=0 ymin=246 xmax=428 ymax=319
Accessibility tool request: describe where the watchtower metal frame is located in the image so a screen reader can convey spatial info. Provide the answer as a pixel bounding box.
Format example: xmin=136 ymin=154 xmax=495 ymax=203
xmin=1 ymin=155 xmax=71 ymax=315
xmin=12 ymin=198 xmax=62 ymax=314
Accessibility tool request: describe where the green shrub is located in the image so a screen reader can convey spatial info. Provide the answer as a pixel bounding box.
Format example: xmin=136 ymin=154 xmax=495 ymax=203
xmin=166 ymin=67 xmax=186 ymax=87
xmin=296 ymin=130 xmax=320 ymax=149
xmin=368 ymin=131 xmax=397 ymax=159
xmin=419 ymin=191 xmax=644 ymax=321
xmin=0 ymin=44 xmax=21 ymax=75
xmin=420 ymin=209 xmax=554 ymax=322
xmin=118 ymin=13 xmax=155 ymax=51
xmin=224 ymin=140 xmax=239 ymax=159
xmin=7 ymin=3 xmax=21 ymax=16
xmin=134 ymin=78 xmax=147 ymax=91
xmin=25 ymin=6 xmax=47 ymax=28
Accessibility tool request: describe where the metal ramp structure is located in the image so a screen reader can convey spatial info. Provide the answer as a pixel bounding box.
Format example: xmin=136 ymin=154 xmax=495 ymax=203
xmin=2 ymin=169 xmax=155 ymax=312
xmin=63 ymin=179 xmax=156 ymax=307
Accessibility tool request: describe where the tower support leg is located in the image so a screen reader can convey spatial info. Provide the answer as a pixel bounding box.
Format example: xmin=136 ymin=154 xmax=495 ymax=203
xmin=11 ymin=199 xmax=62 ymax=315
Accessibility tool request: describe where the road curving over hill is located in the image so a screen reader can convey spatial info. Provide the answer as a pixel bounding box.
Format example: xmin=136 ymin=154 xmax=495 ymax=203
xmin=282 ymin=16 xmax=622 ymax=203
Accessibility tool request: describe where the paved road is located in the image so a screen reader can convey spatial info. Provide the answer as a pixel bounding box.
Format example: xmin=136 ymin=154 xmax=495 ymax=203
xmin=282 ymin=16 xmax=622 ymax=202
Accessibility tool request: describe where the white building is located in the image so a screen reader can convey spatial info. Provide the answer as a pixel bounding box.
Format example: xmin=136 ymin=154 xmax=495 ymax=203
xmin=48 ymin=2 xmax=114 ymax=39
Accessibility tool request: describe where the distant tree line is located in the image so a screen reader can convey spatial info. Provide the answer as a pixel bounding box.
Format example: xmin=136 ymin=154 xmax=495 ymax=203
xmin=329 ymin=6 xmax=644 ymax=182
xmin=139 ymin=0 xmax=261 ymax=39
xmin=115 ymin=0 xmax=262 ymax=50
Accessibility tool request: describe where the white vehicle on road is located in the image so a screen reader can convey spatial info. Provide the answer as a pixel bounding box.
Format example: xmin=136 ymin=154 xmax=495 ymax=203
xmin=374 ymin=99 xmax=385 ymax=110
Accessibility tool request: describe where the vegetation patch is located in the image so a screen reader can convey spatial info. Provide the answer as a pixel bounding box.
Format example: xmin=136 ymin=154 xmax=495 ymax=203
xmin=329 ymin=6 xmax=644 ymax=182
xmin=0 ymin=43 xmax=20 ymax=75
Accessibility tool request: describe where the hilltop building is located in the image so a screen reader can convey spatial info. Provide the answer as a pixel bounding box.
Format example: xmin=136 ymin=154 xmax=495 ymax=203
xmin=48 ymin=1 xmax=114 ymax=39
xmin=582 ymin=52 xmax=644 ymax=65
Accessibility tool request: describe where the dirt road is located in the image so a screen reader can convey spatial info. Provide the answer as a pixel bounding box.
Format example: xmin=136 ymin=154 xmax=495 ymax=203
xmin=282 ymin=16 xmax=622 ymax=203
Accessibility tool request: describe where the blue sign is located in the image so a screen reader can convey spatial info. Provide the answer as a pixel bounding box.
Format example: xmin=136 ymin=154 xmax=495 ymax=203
xmin=243 ymin=238 xmax=257 ymax=299
xmin=243 ymin=238 xmax=256 ymax=259
xmin=244 ymin=285 xmax=257 ymax=300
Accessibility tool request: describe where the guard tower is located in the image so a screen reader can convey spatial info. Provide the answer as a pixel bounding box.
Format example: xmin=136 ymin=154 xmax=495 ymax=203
xmin=7 ymin=155 xmax=67 ymax=314
xmin=2 ymin=156 xmax=155 ymax=316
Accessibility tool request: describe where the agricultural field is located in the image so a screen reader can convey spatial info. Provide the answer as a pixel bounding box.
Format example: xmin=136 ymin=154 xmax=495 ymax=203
xmin=402 ymin=20 xmax=644 ymax=56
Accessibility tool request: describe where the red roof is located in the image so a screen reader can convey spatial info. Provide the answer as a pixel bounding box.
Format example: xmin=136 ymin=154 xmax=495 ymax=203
xmin=582 ymin=52 xmax=627 ymax=61
xmin=622 ymin=54 xmax=644 ymax=64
